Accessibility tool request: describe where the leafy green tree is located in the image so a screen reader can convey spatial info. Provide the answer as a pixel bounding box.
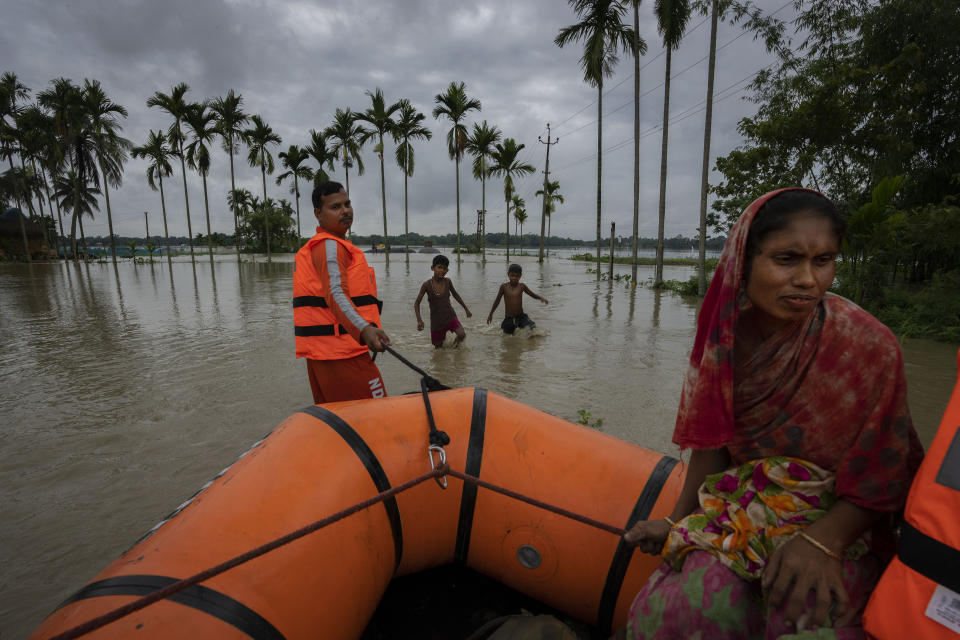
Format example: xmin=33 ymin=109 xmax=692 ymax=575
xmin=82 ymin=79 xmax=129 ymax=265
xmin=237 ymin=196 xmax=295 ymax=253
xmin=652 ymin=0 xmax=692 ymax=287
xmin=244 ymin=114 xmax=282 ymax=260
xmin=306 ymin=128 xmax=335 ymax=186
xmin=131 ymin=130 xmax=174 ymax=261
xmin=185 ymin=101 xmax=219 ymax=261
xmin=0 ymin=166 xmax=43 ymax=257
xmin=512 ymin=194 xmax=527 ymax=241
xmin=147 ymin=83 xmax=196 ymax=260
xmin=555 ymin=0 xmax=637 ymax=278
xmin=491 ymin=138 xmax=535 ymax=257
xmin=16 ymin=104 xmax=64 ymax=255
xmin=433 ymin=81 xmax=482 ymax=259
xmin=38 ymin=77 xmax=97 ymax=260
xmin=355 ymin=88 xmax=401 ymax=257
xmin=210 ymin=90 xmax=249 ymax=259
xmin=276 ymin=144 xmax=313 ymax=242
xmin=465 ymin=120 xmax=501 ymax=260
xmin=53 ymin=169 xmax=100 ymax=258
xmin=391 ymin=99 xmax=432 ymax=258
xmin=325 ymin=108 xmax=366 ymax=194
xmin=535 ymin=179 xmax=565 ymax=241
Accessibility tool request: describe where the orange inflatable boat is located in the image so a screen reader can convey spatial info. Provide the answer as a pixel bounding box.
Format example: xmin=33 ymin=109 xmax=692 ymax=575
xmin=31 ymin=388 xmax=684 ymax=639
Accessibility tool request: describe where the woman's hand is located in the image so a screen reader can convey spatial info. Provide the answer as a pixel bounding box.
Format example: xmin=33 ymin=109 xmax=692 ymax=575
xmin=623 ymin=519 xmax=673 ymax=555
xmin=762 ymin=535 xmax=853 ymax=629
xmin=416 ymin=320 xmax=424 ymax=331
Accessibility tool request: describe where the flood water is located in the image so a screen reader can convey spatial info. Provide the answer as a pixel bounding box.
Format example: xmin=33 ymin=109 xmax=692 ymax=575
xmin=1 ymin=252 xmax=956 ymax=639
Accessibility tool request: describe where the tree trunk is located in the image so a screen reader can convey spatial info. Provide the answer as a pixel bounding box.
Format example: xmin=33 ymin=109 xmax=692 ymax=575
xmin=9 ymin=157 xmax=31 ymax=262
xmin=178 ymin=145 xmax=195 ymax=260
xmin=596 ymin=82 xmax=603 ymax=280
xmin=39 ymin=163 xmax=63 ymax=258
xmin=229 ymin=139 xmax=240 ymax=260
xmin=505 ymin=194 xmax=511 ymax=257
xmin=697 ymin=0 xmax=719 ymax=296
xmin=404 ymin=150 xmax=410 ymax=262
xmin=294 ymin=173 xmax=301 ymax=245
xmin=262 ymin=165 xmax=271 ymax=261
xmin=379 ymin=132 xmax=389 ymax=263
xmin=159 ymin=172 xmax=172 ymax=264
xmin=100 ymin=160 xmax=117 ymax=265
xmin=455 ymin=152 xmax=461 ymax=261
xmin=202 ymin=172 xmax=213 ymax=262
xmin=655 ymin=48 xmax=673 ymax=288
xmin=631 ymin=1 xmax=641 ymax=283
xmin=480 ymin=166 xmax=487 ymax=262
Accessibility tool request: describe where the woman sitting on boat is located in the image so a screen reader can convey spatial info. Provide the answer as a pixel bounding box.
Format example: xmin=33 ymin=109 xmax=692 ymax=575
xmin=621 ymin=188 xmax=924 ymax=639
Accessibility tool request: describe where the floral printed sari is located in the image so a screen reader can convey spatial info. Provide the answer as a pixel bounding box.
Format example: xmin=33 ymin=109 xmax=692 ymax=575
xmin=627 ymin=189 xmax=924 ymax=639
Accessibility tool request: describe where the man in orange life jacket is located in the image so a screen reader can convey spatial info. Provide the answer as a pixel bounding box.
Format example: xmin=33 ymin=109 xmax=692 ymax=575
xmin=293 ymin=181 xmax=391 ymax=403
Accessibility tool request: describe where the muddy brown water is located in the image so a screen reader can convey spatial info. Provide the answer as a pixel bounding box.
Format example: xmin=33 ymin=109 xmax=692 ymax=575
xmin=1 ymin=252 xmax=955 ymax=638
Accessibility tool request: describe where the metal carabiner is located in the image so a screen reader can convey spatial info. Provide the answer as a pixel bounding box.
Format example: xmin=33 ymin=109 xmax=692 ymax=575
xmin=428 ymin=444 xmax=448 ymax=489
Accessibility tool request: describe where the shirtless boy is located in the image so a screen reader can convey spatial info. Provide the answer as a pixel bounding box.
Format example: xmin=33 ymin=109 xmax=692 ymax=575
xmin=414 ymin=254 xmax=472 ymax=348
xmin=486 ymin=263 xmax=548 ymax=334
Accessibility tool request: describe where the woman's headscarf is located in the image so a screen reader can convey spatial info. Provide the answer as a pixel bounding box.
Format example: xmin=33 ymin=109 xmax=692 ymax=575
xmin=672 ymin=188 xmax=922 ymax=512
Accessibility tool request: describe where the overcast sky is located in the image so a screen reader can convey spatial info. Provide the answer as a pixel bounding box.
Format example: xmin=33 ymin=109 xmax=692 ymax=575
xmin=2 ymin=0 xmax=799 ymax=242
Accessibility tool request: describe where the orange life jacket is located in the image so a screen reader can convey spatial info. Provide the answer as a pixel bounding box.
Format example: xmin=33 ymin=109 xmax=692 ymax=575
xmin=293 ymin=230 xmax=382 ymax=361
xmin=863 ymin=348 xmax=960 ymax=639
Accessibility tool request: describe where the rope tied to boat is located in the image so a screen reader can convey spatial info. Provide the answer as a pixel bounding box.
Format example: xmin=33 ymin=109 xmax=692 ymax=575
xmin=45 ymin=464 xmax=626 ymax=640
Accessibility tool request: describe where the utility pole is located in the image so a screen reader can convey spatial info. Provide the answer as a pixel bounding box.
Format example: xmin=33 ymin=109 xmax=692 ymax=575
xmin=477 ymin=209 xmax=484 ymax=249
xmin=609 ymin=221 xmax=615 ymax=278
xmin=537 ymin=123 xmax=558 ymax=263
xmin=144 ymin=211 xmax=150 ymax=241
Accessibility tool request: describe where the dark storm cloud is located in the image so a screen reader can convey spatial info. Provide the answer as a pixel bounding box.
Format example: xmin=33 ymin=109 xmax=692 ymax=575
xmin=2 ymin=0 xmax=793 ymax=241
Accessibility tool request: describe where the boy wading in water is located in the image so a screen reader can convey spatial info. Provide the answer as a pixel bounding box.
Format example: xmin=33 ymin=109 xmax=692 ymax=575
xmin=414 ymin=255 xmax=472 ymax=348
xmin=486 ymin=263 xmax=548 ymax=334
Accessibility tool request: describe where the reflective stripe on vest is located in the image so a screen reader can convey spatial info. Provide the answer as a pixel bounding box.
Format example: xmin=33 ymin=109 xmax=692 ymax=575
xmin=863 ymin=348 xmax=960 ymax=639
xmin=293 ymin=231 xmax=381 ymax=360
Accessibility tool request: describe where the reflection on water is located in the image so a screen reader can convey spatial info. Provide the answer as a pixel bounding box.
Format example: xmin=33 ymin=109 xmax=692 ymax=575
xmin=0 ymin=254 xmax=955 ymax=638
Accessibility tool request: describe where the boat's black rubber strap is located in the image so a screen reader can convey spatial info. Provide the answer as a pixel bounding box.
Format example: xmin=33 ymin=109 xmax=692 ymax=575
xmin=596 ymin=455 xmax=679 ymax=634
xmin=455 ymin=388 xmax=488 ymax=565
xmin=899 ymin=521 xmax=960 ymax=594
xmin=56 ymin=574 xmax=285 ymax=640
xmin=301 ymin=404 xmax=403 ymax=572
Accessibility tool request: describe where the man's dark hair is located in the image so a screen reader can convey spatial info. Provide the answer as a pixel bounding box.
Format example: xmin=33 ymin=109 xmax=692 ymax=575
xmin=432 ymin=254 xmax=449 ymax=267
xmin=312 ymin=181 xmax=344 ymax=209
xmin=508 ymin=263 xmax=522 ymax=274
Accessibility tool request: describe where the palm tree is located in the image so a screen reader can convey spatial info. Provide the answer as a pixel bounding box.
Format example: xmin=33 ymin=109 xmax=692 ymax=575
xmin=627 ymin=0 xmax=650 ymax=282
xmin=147 ymin=83 xmax=196 ymax=260
xmin=556 ymin=0 xmax=637 ymax=278
xmin=490 ymin=138 xmax=535 ymax=257
xmin=355 ymin=88 xmax=401 ymax=257
xmin=276 ymin=144 xmax=313 ymax=242
xmin=325 ymin=108 xmax=366 ymax=195
xmin=306 ymin=129 xmax=335 ymax=186
xmin=185 ymin=101 xmax=219 ymax=261
xmin=244 ymin=114 xmax=282 ymax=260
xmin=14 ymin=104 xmax=59 ymax=253
xmin=512 ymin=195 xmax=528 ymax=245
xmin=53 ymin=169 xmax=100 ymax=257
xmin=1 ymin=166 xmax=44 ymax=257
xmin=210 ymin=90 xmax=249 ymax=259
xmin=465 ymin=120 xmax=502 ymax=261
xmin=131 ymin=130 xmax=174 ymax=262
xmin=83 ymin=79 xmax=129 ymax=265
xmin=535 ymin=179 xmax=565 ymax=245
xmin=391 ymin=100 xmax=432 ymax=260
xmin=433 ymin=81 xmax=482 ymax=260
xmin=2 ymin=73 xmax=31 ymax=261
xmin=38 ymin=77 xmax=97 ymax=260
xmin=653 ymin=0 xmax=692 ymax=287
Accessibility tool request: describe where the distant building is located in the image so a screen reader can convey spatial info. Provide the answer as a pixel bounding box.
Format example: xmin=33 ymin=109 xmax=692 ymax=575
xmin=0 ymin=208 xmax=49 ymax=260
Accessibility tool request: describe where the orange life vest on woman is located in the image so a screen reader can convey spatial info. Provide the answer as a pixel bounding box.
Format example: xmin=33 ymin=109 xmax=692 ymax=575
xmin=863 ymin=348 xmax=960 ymax=639
xmin=293 ymin=230 xmax=382 ymax=361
